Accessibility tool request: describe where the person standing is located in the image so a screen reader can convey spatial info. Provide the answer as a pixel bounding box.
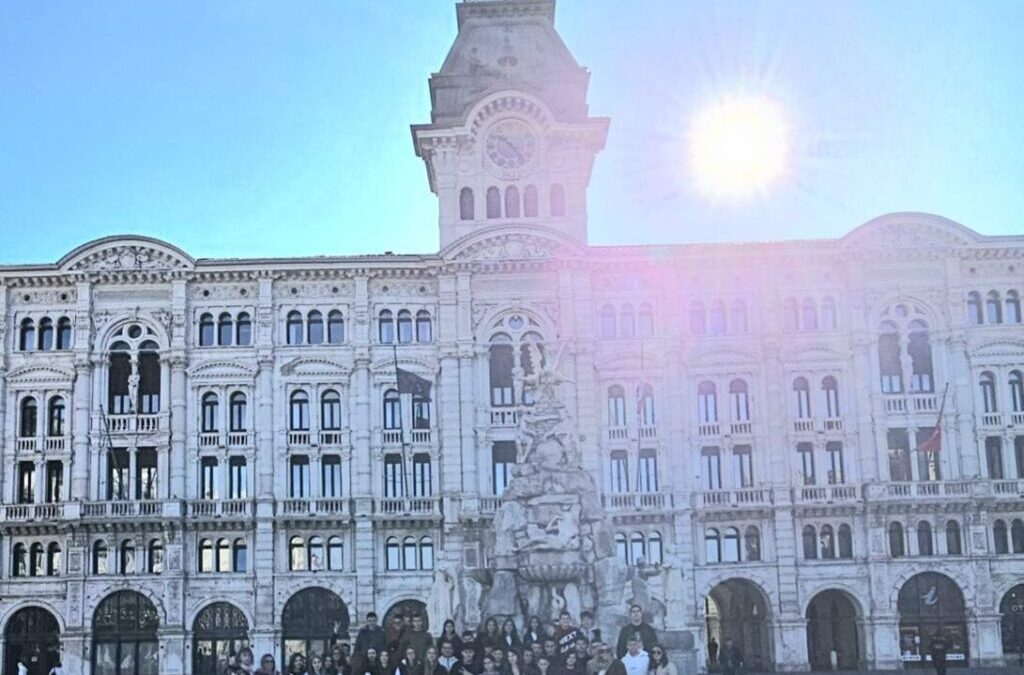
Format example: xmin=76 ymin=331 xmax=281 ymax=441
xmin=356 ymin=614 xmax=388 ymax=662
xmin=707 ymin=638 xmax=718 ymax=666
xmin=616 ymin=607 xmax=658 ymax=658
xmin=256 ymin=654 xmax=281 ymax=675
xmin=929 ymin=633 xmax=949 ymax=675
xmin=579 ymin=612 xmax=602 ymax=645
xmin=647 ymin=646 xmax=676 ymax=675
xmin=619 ymin=637 xmax=649 ymax=675
xmin=402 ymin=615 xmax=434 ymax=663
xmin=554 ymin=612 xmax=581 ymax=659
xmin=439 ymin=642 xmax=460 ymax=674
xmin=438 ymin=621 xmax=465 ymax=657
xmin=719 ymin=638 xmax=743 ymax=675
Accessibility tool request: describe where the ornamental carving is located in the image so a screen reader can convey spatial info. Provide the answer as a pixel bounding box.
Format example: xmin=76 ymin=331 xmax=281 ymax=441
xmin=69 ymin=245 xmax=190 ymax=272
xmin=844 ymin=218 xmax=975 ymax=251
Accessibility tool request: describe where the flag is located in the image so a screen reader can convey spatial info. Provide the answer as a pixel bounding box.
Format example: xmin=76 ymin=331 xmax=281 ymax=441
xmin=915 ymin=383 xmax=949 ymax=454
xmin=397 ymin=367 xmax=432 ymax=401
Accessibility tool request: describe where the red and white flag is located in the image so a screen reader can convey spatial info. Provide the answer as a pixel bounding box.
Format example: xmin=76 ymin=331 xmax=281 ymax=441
xmin=915 ymin=383 xmax=949 ymax=454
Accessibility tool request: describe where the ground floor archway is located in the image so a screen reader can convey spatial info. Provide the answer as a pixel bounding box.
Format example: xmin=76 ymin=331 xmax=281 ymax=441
xmin=897 ymin=572 xmax=968 ymax=668
xmin=806 ymin=590 xmax=859 ymax=670
xmin=705 ymin=578 xmax=773 ymax=671
xmin=281 ymin=587 xmax=349 ymax=668
xmin=92 ymin=590 xmax=160 ymax=675
xmin=3 ymin=607 xmax=60 ymax=675
xmin=192 ymin=602 xmax=250 ymax=675
xmin=1000 ymin=584 xmax=1024 ymax=665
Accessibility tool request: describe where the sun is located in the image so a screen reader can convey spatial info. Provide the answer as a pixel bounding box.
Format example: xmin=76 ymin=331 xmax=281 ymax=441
xmin=688 ymin=95 xmax=788 ymax=199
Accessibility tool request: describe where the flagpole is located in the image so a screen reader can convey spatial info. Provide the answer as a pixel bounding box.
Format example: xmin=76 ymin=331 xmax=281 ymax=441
xmin=393 ymin=345 xmax=411 ymax=508
xmin=635 ymin=341 xmax=645 ymax=493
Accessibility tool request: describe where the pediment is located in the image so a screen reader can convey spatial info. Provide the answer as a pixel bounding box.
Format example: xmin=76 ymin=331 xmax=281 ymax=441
xmin=970 ymin=340 xmax=1024 ymax=363
xmin=58 ymin=236 xmax=195 ymax=273
xmin=7 ymin=363 xmax=75 ymax=387
xmin=687 ymin=347 xmax=760 ymax=369
xmin=442 ymin=225 xmax=584 ymax=264
xmin=780 ymin=344 xmax=847 ymax=364
xmin=280 ymin=357 xmax=351 ymax=379
xmin=842 ymin=213 xmax=980 ymax=251
xmin=370 ymin=357 xmax=438 ymax=378
xmin=188 ymin=360 xmax=256 ymax=381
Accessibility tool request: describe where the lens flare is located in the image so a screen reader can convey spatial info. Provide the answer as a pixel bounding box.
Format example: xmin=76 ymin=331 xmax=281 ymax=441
xmin=688 ymin=95 xmax=788 ymax=199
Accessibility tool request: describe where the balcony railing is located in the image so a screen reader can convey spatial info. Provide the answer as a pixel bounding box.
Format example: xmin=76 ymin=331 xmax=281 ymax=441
xmin=15 ymin=438 xmax=37 ymax=452
xmin=793 ymin=419 xmax=815 ymax=433
xmin=698 ymin=488 xmax=773 ymax=508
xmin=730 ymin=421 xmax=753 ymax=435
xmin=866 ymin=481 xmax=974 ymax=501
xmin=698 ymin=422 xmax=720 ymax=437
xmin=794 ymin=484 xmax=860 ymax=504
xmin=319 ymin=431 xmax=344 ymax=446
xmin=378 ymin=497 xmax=441 ymax=516
xmin=288 ymin=431 xmax=311 ymax=446
xmin=1012 ymin=412 xmax=1024 ymax=426
xmin=199 ymin=432 xmax=221 ymax=448
xmin=994 ymin=479 xmax=1024 ymax=496
xmin=280 ymin=498 xmax=349 ymax=517
xmin=607 ymin=426 xmax=629 ymax=441
xmin=884 ymin=394 xmax=940 ymax=415
xmin=602 ymin=491 xmax=672 ymax=511
xmin=490 ymin=409 xmax=519 ymax=427
xmin=638 ymin=425 xmax=658 ymax=440
xmin=822 ymin=417 xmax=844 ymax=432
xmin=82 ymin=500 xmax=166 ymax=518
xmin=188 ymin=499 xmax=253 ymax=518
xmin=106 ymin=414 xmax=166 ymax=433
xmin=2 ymin=503 xmax=65 ymax=522
xmin=382 ymin=429 xmax=402 ymax=445
xmin=981 ymin=413 xmax=1003 ymax=428
xmin=480 ymin=497 xmax=503 ymax=514
xmin=227 ymin=432 xmax=251 ymax=447
xmin=45 ymin=436 xmax=68 ymax=451
xmin=411 ymin=429 xmax=432 ymax=444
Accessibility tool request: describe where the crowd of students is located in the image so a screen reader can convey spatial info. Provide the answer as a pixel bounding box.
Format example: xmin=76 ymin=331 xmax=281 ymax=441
xmin=247 ymin=605 xmax=677 ymax=675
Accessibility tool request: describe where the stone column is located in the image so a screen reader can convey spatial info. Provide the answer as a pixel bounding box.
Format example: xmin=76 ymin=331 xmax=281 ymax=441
xmin=256 ymin=357 xmax=274 ymax=498
xmin=71 ymin=358 xmax=93 ymax=499
xmin=169 ymin=356 xmax=187 ymax=500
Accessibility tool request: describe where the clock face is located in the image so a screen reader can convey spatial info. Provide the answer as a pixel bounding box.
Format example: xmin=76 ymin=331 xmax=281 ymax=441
xmin=485 ymin=119 xmax=538 ymax=176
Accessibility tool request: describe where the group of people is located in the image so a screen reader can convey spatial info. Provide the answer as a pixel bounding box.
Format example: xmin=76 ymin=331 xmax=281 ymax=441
xmin=248 ymin=605 xmax=675 ymax=675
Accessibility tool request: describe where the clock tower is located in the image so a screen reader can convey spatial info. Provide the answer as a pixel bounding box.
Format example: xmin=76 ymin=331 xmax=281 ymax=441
xmin=412 ymin=0 xmax=609 ymax=249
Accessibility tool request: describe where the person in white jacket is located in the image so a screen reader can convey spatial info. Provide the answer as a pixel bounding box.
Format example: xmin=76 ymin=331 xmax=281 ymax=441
xmin=619 ymin=636 xmax=649 ymax=675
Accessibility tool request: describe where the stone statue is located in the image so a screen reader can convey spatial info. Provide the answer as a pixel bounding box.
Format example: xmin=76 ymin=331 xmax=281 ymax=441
xmin=429 ymin=564 xmax=456 ymax=627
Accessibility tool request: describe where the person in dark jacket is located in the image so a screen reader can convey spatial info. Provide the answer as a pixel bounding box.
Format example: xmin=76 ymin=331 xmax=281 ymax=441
xmin=356 ymin=614 xmax=388 ymax=659
xmin=398 ymin=647 xmax=423 ymax=675
xmin=615 ymin=607 xmax=659 ymax=658
xmin=929 ymin=633 xmax=949 ymax=675
xmin=438 ymin=620 xmax=465 ymax=657
xmin=719 ymin=638 xmax=743 ymax=675
xmin=501 ymin=618 xmax=522 ymax=652
xmin=401 ymin=615 xmax=434 ymax=663
xmin=523 ymin=617 xmax=545 ymax=648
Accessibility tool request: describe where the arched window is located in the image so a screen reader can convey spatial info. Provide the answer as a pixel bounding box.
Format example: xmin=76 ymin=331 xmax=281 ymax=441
xmin=1010 ymin=371 xmax=1024 ymax=412
xmin=19 ymin=397 xmax=37 ymax=438
xmin=47 ymin=397 xmax=66 ymax=436
xmin=504 ymin=186 xmax=520 ymax=217
xmin=236 ymin=312 xmax=252 ymax=346
xmin=820 ymin=297 xmax=837 ymax=330
xmin=638 ymin=304 xmax=654 ymax=337
xmin=489 ymin=335 xmax=514 ymax=407
xmin=523 ymin=185 xmax=539 ymax=217
xmin=945 ymin=521 xmax=962 ymax=555
xmin=383 ymin=389 xmax=401 ymax=430
xmin=38 ymin=317 xmax=54 ymax=350
xmin=120 ymin=540 xmax=136 ymax=575
xmin=822 ymin=376 xmax=840 ymax=418
xmin=783 ymin=298 xmax=799 ymax=332
xmin=199 ymin=313 xmax=215 ymax=347
xmin=286 ymin=311 xmax=303 ymax=345
xmin=698 ymin=381 xmax=717 ymax=423
xmin=709 ymin=302 xmax=727 ymax=335
xmin=229 ymin=392 xmax=247 ymax=432
xmin=723 ymin=527 xmax=741 ymax=562
xmin=327 ymin=536 xmax=344 ymax=571
xmin=987 ymin=291 xmax=1002 ymax=324
xmin=802 ymin=525 xmax=818 ymax=559
xmin=379 ymin=310 xmax=394 ymax=344
xmin=550 ymin=183 xmax=566 ymax=216
xmin=801 ymin=298 xmax=818 ymax=331
xmin=46 ymin=542 xmax=62 ymax=576
xmin=459 ymin=187 xmax=475 ymax=220
xmin=994 ymin=520 xmax=1009 ymax=554
xmin=327 ymin=311 xmax=344 ymax=344
xmin=630 ymin=532 xmax=646 ymax=565
xmin=793 ymin=377 xmax=811 ymax=419
xmin=879 ymin=321 xmax=902 ymax=393
xmin=289 ymin=536 xmax=306 ymax=571
xmin=307 ymin=310 xmax=324 ymax=344
xmin=615 ymin=533 xmax=629 ymax=563
xmin=233 ymin=538 xmax=247 ymax=572
xmin=19 ymin=318 xmax=35 ymax=351
xmin=600 ymin=305 xmax=616 ymax=338
xmin=403 ymin=537 xmax=418 ymax=570
xmin=608 ymin=385 xmax=626 ymax=427
xmin=56 ymin=317 xmax=73 ymax=349
xmin=1006 ymin=290 xmax=1022 ymax=324
xmin=217 ymin=313 xmax=233 ymax=346
xmin=730 ymin=300 xmax=748 ymax=333
xmin=216 ymin=538 xmax=230 ymax=572
xmin=148 ymin=539 xmax=163 ymax=574
xmin=416 ymin=310 xmax=432 ymax=342
xmin=396 ymin=310 xmax=413 ymax=344
xmin=93 ymin=541 xmax=109 ymax=574
xmin=820 ymin=524 xmax=836 ymax=559
xmin=729 ymin=379 xmax=750 ymax=421
xmin=705 ymin=528 xmax=721 ymax=563
xmin=321 ymin=390 xmax=342 ymax=431
xmin=386 ymin=537 xmax=401 ymax=570
xmin=980 ymin=371 xmax=998 ymax=413
xmin=908 ymin=320 xmax=934 ymax=393
xmin=201 ymin=393 xmax=219 ymax=433
xmin=917 ymin=521 xmax=934 ymax=556
xmin=486 ymin=186 xmax=501 ymax=218
xmin=744 ymin=526 xmax=761 ymax=561
xmin=640 ymin=383 xmax=655 ymax=426
xmin=412 ymin=395 xmax=431 ymax=430
xmin=838 ymin=524 xmax=853 ymax=559
xmin=1013 ymin=519 xmax=1024 ymax=554
xmin=30 ymin=543 xmax=44 ymax=576
xmin=619 ymin=305 xmax=635 ymax=338
xmin=649 ymin=531 xmax=663 ymax=565
xmin=308 ymin=536 xmax=325 ymax=571
xmin=12 ymin=543 xmax=27 ymax=577
xmin=289 ymin=391 xmax=309 ymax=431
xmin=690 ymin=301 xmax=706 ymax=334
xmin=889 ymin=522 xmax=905 ymax=557
xmin=967 ymin=292 xmax=984 ymax=324
xmin=420 ymin=536 xmax=434 ymax=570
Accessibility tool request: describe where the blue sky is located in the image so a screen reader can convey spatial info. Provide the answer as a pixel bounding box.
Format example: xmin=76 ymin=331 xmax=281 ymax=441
xmin=1 ymin=1 xmax=1022 ymax=263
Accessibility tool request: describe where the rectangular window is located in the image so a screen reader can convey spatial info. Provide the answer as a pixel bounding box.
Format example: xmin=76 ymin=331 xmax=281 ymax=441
xmin=731 ymin=390 xmax=749 ymax=422
xmin=200 ymin=457 xmax=219 ymax=500
xmin=321 ymin=455 xmax=341 ymax=498
xmin=412 ymin=453 xmax=431 ymax=497
xmin=383 ymin=453 xmax=403 ymax=498
xmin=289 ymin=456 xmax=309 ymax=498
xmin=490 ymin=344 xmax=515 ymax=406
xmin=109 ymin=353 xmax=132 ymax=414
xmin=383 ymin=397 xmax=402 ymax=430
xmin=136 ymin=448 xmax=157 ymax=500
xmin=637 ymin=449 xmax=659 ymax=492
xmin=608 ymin=394 xmax=626 ymax=426
xmin=17 ymin=461 xmax=35 ymax=504
xmin=702 ymin=447 xmax=721 ymax=490
xmin=824 ymin=386 xmax=840 ymax=418
xmin=986 ymin=437 xmax=1004 ymax=479
xmin=916 ymin=427 xmax=941 ymax=481
xmin=698 ymin=394 xmax=717 ymax=424
xmin=732 ymin=445 xmax=754 ymax=488
xmin=46 ymin=461 xmax=63 ymax=503
xmin=887 ymin=429 xmax=912 ymax=482
xmin=229 ymin=456 xmax=248 ymax=499
xmin=413 ymin=399 xmax=431 ymax=430
xmin=492 ymin=441 xmax=517 ymax=496
xmin=138 ymin=353 xmax=161 ymax=414
xmin=797 ymin=442 xmax=816 ymax=486
xmin=1016 ymin=436 xmax=1024 ymax=480
xmin=826 ymin=441 xmax=845 ymax=484
xmin=107 ymin=449 xmax=129 ymax=501
xmin=610 ymin=451 xmax=629 ymax=493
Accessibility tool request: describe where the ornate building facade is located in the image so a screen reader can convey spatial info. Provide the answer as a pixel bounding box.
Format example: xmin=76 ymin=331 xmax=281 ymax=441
xmin=1 ymin=1 xmax=1023 ymax=674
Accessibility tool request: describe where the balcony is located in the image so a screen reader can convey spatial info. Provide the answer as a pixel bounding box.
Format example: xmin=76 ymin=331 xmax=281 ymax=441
xmin=994 ymin=479 xmax=1024 ymax=497
xmin=227 ymin=432 xmax=251 ymax=447
xmin=865 ymin=481 xmax=974 ymax=501
xmin=106 ymin=413 xmax=166 ymax=434
xmin=792 ymin=419 xmax=815 ymax=433
xmin=490 ymin=409 xmax=519 ymax=428
xmin=638 ymin=425 xmax=658 ymax=440
xmin=319 ymin=431 xmax=344 ymax=446
xmin=822 ymin=417 xmax=844 ymax=432
xmin=81 ymin=500 xmax=167 ymax=518
xmin=607 ymin=426 xmax=629 ymax=442
xmin=730 ymin=421 xmax=753 ymax=436
xmin=287 ymin=431 xmax=311 ymax=446
xmin=794 ymin=484 xmax=860 ymax=504
xmin=411 ymin=429 xmax=432 ymax=444
xmin=480 ymin=497 xmax=503 ymax=514
xmin=44 ymin=436 xmax=68 ymax=451
xmin=188 ymin=499 xmax=253 ymax=518
xmin=15 ymin=438 xmax=37 ymax=452
xmin=981 ymin=412 xmax=1004 ymax=428
xmin=602 ymin=491 xmax=673 ymax=512
xmin=2 ymin=503 xmax=65 ymax=522
xmin=698 ymin=488 xmax=773 ymax=509
xmin=883 ymin=394 xmax=940 ymax=415
xmin=1012 ymin=412 xmax=1024 ymax=426
xmin=279 ymin=498 xmax=350 ymax=517
xmin=199 ymin=432 xmax=222 ymax=448
xmin=377 ymin=496 xmax=441 ymax=517
xmin=698 ymin=422 xmax=721 ymax=437
xmin=381 ymin=429 xmax=402 ymax=445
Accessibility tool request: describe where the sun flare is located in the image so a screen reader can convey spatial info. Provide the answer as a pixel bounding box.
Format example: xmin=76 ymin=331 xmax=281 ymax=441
xmin=689 ymin=95 xmax=788 ymax=199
